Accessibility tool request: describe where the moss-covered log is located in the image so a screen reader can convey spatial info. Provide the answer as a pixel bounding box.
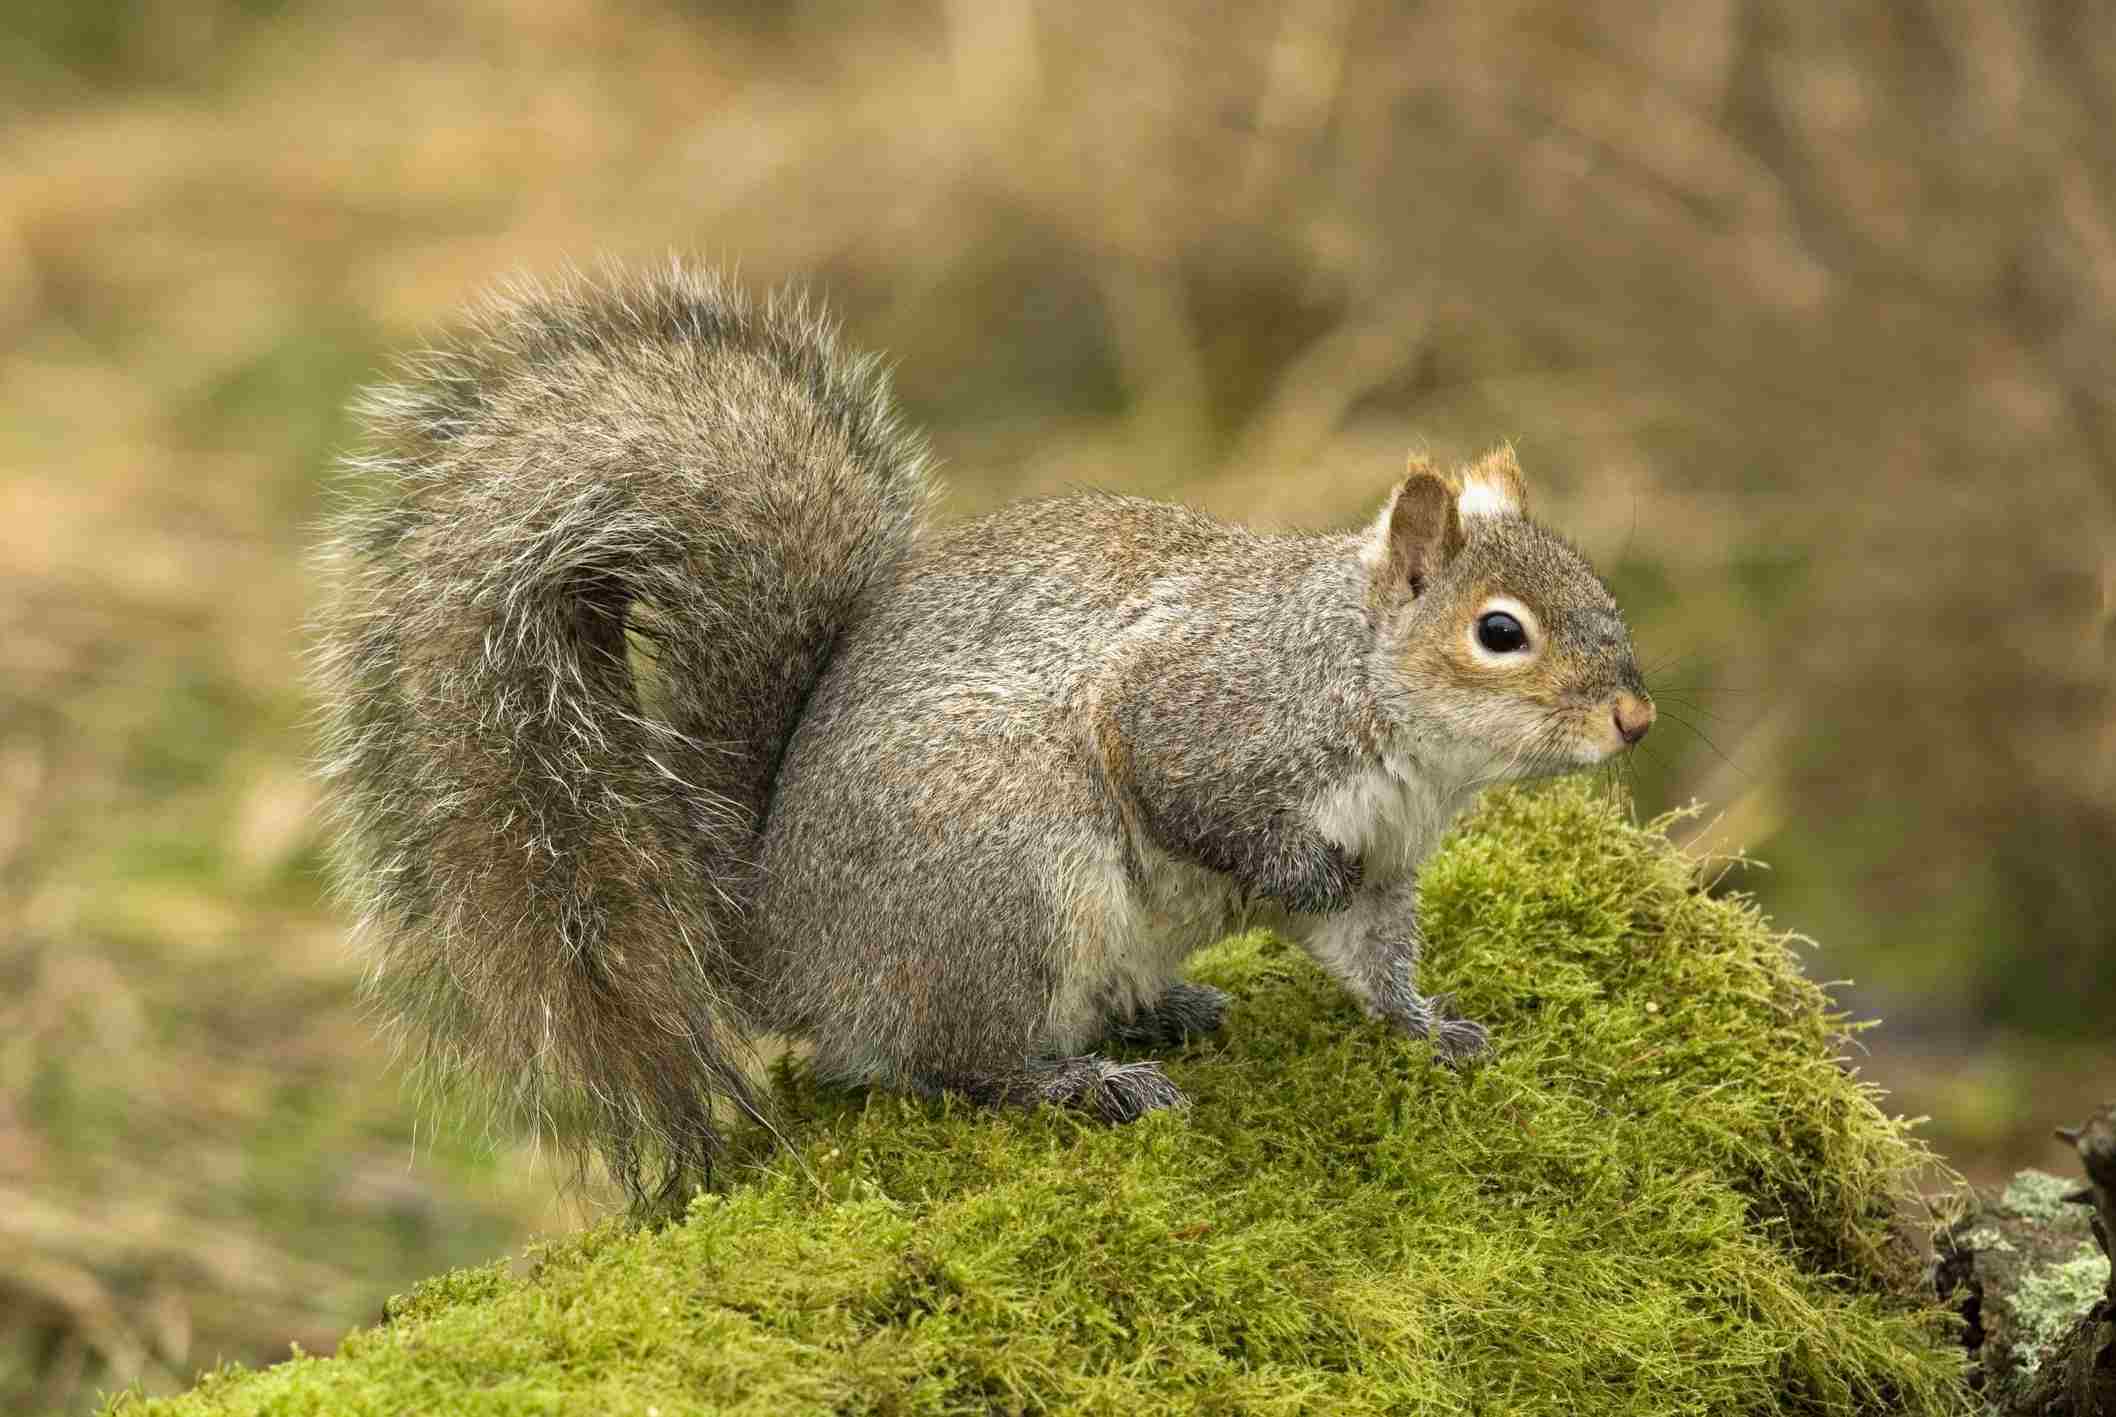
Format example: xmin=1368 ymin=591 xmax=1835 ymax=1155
xmin=1938 ymin=1105 xmax=2116 ymax=1416
xmin=112 ymin=784 xmax=1969 ymax=1416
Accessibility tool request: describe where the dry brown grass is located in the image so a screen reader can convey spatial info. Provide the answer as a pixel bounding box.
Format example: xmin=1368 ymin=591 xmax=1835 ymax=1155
xmin=1 ymin=1 xmax=2110 ymax=1410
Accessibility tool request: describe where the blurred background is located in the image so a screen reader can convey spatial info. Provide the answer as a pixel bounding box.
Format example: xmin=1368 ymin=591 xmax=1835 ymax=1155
xmin=2 ymin=0 xmax=2111 ymax=1410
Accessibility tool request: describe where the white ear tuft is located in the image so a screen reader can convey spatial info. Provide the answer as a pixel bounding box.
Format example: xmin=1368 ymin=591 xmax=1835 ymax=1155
xmin=1456 ymin=446 xmax=1528 ymax=520
xmin=1457 ymin=477 xmax=1516 ymax=520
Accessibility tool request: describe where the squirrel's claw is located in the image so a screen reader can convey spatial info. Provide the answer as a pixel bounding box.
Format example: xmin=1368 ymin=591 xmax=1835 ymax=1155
xmin=1430 ymin=1016 xmax=1493 ymax=1068
xmin=1393 ymin=992 xmax=1493 ymax=1068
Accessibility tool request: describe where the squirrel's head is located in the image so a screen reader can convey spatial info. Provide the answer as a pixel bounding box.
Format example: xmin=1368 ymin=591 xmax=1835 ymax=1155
xmin=1359 ymin=447 xmax=1652 ymax=780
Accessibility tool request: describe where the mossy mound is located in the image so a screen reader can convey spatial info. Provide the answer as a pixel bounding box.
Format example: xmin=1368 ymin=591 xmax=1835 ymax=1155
xmin=118 ymin=783 xmax=1967 ymax=1416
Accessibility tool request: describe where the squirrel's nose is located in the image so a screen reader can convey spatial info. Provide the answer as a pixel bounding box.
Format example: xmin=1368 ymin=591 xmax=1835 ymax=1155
xmin=1613 ymin=692 xmax=1655 ymax=746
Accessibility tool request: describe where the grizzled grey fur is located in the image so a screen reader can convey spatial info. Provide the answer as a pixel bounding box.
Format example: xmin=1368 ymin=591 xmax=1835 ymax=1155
xmin=313 ymin=261 xmax=1649 ymax=1205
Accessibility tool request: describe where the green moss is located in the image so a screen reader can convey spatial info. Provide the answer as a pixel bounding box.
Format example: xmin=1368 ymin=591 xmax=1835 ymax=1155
xmin=114 ymin=783 xmax=1968 ymax=1416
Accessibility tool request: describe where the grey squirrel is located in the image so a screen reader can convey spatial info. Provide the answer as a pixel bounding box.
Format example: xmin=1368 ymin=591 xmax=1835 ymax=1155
xmin=313 ymin=262 xmax=1654 ymax=1206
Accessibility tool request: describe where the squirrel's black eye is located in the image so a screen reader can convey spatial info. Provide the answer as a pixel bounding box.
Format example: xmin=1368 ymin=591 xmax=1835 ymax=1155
xmin=1475 ymin=611 xmax=1529 ymax=654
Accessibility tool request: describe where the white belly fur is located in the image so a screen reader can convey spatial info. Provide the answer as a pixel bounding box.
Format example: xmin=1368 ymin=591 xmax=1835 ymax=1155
xmin=1294 ymin=749 xmax=1486 ymax=990
xmin=1045 ymin=750 xmax=1483 ymax=1048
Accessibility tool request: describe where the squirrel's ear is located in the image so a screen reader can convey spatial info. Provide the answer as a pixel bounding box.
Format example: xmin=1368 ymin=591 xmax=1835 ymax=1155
xmin=1364 ymin=455 xmax=1464 ymax=597
xmin=1457 ymin=445 xmax=1528 ymax=520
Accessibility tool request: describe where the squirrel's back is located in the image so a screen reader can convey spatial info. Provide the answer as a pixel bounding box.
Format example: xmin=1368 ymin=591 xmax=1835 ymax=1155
xmin=312 ymin=264 xmax=932 ymax=1203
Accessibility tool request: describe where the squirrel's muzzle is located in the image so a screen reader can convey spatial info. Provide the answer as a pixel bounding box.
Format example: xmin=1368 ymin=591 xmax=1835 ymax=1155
xmin=1613 ymin=691 xmax=1655 ymax=746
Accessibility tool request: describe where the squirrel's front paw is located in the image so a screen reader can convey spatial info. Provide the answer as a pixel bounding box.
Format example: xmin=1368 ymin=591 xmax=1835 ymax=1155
xmin=1243 ymin=836 xmax=1362 ymax=915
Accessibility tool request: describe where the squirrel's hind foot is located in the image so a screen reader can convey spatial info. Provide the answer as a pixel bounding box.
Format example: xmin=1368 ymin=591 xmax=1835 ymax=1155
xmin=1430 ymin=1016 xmax=1493 ymax=1068
xmin=1104 ymin=981 xmax=1231 ymax=1050
xmin=931 ymin=1055 xmax=1189 ymax=1125
xmin=1074 ymin=1059 xmax=1189 ymax=1122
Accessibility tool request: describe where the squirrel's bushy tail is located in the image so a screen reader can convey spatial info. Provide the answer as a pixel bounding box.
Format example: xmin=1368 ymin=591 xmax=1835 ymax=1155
xmin=311 ymin=264 xmax=932 ymax=1206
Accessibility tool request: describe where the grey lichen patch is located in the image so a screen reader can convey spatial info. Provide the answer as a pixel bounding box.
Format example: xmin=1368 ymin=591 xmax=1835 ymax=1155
xmin=1961 ymin=1227 xmax=2016 ymax=1255
xmin=2005 ymin=1242 xmax=2113 ymax=1376
xmin=1999 ymin=1170 xmax=2078 ymax=1224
